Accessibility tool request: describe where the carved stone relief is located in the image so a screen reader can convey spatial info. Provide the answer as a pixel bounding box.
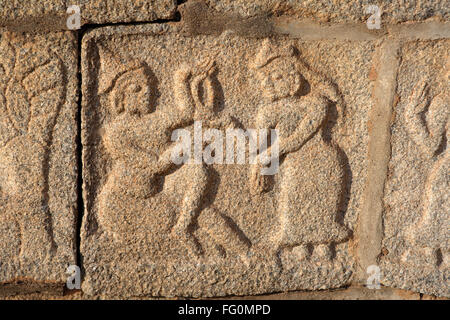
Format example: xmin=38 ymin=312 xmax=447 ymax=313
xmin=382 ymin=40 xmax=449 ymax=297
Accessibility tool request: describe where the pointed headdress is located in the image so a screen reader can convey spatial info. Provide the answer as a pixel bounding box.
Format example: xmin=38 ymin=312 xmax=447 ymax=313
xmin=97 ymin=44 xmax=145 ymax=94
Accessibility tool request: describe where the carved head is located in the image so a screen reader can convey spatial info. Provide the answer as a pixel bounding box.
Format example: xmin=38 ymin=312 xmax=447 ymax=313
xmin=252 ymin=40 xmax=304 ymax=101
xmin=98 ymin=45 xmax=155 ymax=116
xmin=111 ymin=67 xmax=152 ymax=115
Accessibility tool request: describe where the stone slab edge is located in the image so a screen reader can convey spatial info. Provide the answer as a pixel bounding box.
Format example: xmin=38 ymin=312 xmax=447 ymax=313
xmin=179 ymin=1 xmax=450 ymax=40
xmin=0 ymin=0 xmax=178 ymax=32
xmin=355 ymin=41 xmax=400 ymax=284
xmin=4 ymin=286 xmax=444 ymax=300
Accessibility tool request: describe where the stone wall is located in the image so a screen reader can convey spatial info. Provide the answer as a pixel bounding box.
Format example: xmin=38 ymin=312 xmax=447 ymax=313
xmin=0 ymin=0 xmax=448 ymax=299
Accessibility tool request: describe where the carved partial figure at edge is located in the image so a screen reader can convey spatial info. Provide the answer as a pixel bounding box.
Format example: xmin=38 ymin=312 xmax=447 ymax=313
xmin=402 ymin=59 xmax=449 ymax=269
xmin=0 ymin=36 xmax=65 ymax=268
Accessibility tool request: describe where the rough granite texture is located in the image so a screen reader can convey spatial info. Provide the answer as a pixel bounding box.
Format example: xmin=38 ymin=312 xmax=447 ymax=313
xmin=203 ymin=0 xmax=449 ymax=23
xmin=0 ymin=286 xmax=424 ymax=300
xmin=80 ymin=23 xmax=374 ymax=298
xmin=0 ymin=0 xmax=177 ymax=30
xmin=0 ymin=31 xmax=78 ymax=284
xmin=0 ymin=1 xmax=449 ymax=300
xmin=381 ymin=40 xmax=449 ymax=297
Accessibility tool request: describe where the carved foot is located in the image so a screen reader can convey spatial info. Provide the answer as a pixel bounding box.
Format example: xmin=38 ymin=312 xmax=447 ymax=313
xmin=292 ymin=245 xmax=310 ymax=261
xmin=314 ymin=244 xmax=333 ymax=261
xmin=170 ymin=226 xmax=203 ymax=258
xmin=239 ymin=252 xmax=251 ymax=267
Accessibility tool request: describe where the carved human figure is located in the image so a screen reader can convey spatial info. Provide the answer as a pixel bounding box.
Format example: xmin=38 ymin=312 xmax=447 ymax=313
xmin=97 ymin=49 xmax=250 ymax=258
xmin=402 ymin=59 xmax=449 ymax=268
xmin=0 ymin=37 xmax=65 ymax=266
xmin=250 ymin=40 xmax=350 ymax=260
xmin=169 ymin=61 xmax=251 ymax=260
xmin=97 ymin=47 xmax=201 ymax=248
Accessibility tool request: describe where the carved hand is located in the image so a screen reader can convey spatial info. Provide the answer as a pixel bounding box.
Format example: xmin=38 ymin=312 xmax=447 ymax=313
xmin=193 ymin=59 xmax=216 ymax=78
xmin=191 ymin=60 xmax=216 ymax=119
xmin=176 ymin=59 xmax=215 ymax=80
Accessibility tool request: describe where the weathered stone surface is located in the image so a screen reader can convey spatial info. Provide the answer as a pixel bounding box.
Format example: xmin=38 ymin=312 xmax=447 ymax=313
xmin=81 ymin=24 xmax=374 ymax=297
xmin=200 ymin=0 xmax=449 ymax=23
xmin=0 ymin=31 xmax=78 ymax=284
xmin=0 ymin=0 xmax=177 ymax=30
xmin=381 ymin=40 xmax=449 ymax=297
xmin=0 ymin=286 xmax=423 ymax=300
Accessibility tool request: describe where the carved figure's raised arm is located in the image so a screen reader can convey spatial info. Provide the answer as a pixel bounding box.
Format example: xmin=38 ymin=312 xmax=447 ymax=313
xmin=191 ymin=70 xmax=215 ymax=120
xmin=170 ymin=60 xmax=216 ymax=128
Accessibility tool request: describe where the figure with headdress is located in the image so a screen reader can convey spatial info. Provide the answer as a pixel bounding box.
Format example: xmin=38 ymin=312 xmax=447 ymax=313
xmin=250 ymin=40 xmax=350 ymax=261
xmin=96 ymin=46 xmax=215 ymax=248
xmin=402 ymin=58 xmax=449 ymax=269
